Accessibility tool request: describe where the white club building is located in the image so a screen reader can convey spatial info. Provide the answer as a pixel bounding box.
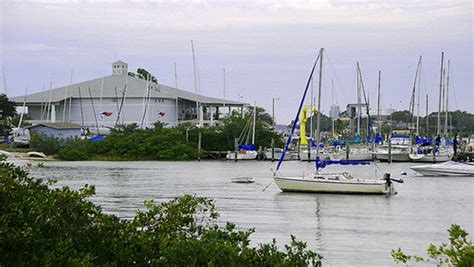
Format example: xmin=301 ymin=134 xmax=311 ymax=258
xmin=10 ymin=60 xmax=246 ymax=129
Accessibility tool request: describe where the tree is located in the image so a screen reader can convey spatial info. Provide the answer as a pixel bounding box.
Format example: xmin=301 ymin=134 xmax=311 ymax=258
xmin=0 ymin=163 xmax=322 ymax=266
xmin=128 ymin=68 xmax=157 ymax=83
xmin=0 ymin=94 xmax=16 ymax=136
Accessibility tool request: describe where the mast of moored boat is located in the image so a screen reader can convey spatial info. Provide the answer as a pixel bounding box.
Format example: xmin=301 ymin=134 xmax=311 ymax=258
xmin=444 ymin=59 xmax=450 ymax=135
xmin=416 ymin=56 xmax=422 ymax=136
xmin=315 ymin=48 xmax=324 ymax=172
xmin=252 ymin=101 xmax=256 ymax=146
xmin=437 ymin=52 xmax=444 ymax=136
xmin=377 ymin=70 xmax=381 ymax=133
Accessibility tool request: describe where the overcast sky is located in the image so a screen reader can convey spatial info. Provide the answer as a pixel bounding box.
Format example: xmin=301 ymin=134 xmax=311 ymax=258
xmin=1 ymin=0 xmax=472 ymax=124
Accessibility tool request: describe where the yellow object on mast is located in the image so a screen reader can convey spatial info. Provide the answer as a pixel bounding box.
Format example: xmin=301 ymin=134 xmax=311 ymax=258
xmin=299 ymin=105 xmax=317 ymax=145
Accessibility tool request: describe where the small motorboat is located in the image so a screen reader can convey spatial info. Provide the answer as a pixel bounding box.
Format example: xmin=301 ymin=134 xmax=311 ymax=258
xmin=411 ymin=161 xmax=474 ymax=177
xmin=231 ymin=177 xmax=255 ymax=184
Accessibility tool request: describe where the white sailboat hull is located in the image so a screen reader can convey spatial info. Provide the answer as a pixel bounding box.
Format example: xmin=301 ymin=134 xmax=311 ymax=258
xmin=329 ymin=150 xmax=373 ymax=161
xmin=273 ymin=173 xmax=395 ymax=194
xmin=411 ymin=161 xmax=474 ymax=177
xmin=408 ymin=153 xmax=451 ymax=163
xmin=226 ymin=150 xmax=257 ymax=160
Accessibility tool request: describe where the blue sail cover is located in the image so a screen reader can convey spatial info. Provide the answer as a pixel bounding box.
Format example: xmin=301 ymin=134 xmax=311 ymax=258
xmin=365 ymin=136 xmax=372 ymax=144
xmin=391 ymin=135 xmax=410 ymax=139
xmin=415 ymin=136 xmax=433 ymax=145
xmin=374 ymin=133 xmax=382 ymax=143
xmin=238 ymin=144 xmax=255 ymax=151
xmin=444 ymin=136 xmax=453 ymax=145
xmin=315 ymin=157 xmax=370 ymax=171
xmin=89 ymin=135 xmax=106 ymax=141
xmin=332 ymin=140 xmax=347 ymax=147
xmin=310 ymin=139 xmax=325 ymax=148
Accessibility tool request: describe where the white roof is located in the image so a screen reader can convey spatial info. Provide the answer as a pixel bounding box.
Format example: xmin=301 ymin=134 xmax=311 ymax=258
xmin=10 ymin=75 xmax=245 ymax=106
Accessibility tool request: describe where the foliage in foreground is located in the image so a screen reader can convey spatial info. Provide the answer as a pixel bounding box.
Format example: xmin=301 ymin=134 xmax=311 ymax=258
xmin=391 ymin=224 xmax=474 ymax=266
xmin=0 ymin=163 xmax=321 ymax=266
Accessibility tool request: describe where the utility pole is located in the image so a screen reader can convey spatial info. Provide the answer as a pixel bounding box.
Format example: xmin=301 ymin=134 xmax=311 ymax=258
xmin=191 ymin=40 xmax=200 ymax=126
xmin=272 ymin=97 xmax=279 ymax=128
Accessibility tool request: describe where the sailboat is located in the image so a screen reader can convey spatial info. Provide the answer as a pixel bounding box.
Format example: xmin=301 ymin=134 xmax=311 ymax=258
xmin=226 ymin=103 xmax=258 ymax=160
xmin=409 ymin=57 xmax=453 ymax=163
xmin=273 ymin=48 xmax=401 ymax=195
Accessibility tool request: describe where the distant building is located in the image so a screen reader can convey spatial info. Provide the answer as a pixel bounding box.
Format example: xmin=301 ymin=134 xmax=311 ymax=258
xmin=10 ymin=60 xmax=245 ymax=128
xmin=27 ymin=123 xmax=82 ymax=139
xmin=329 ymin=104 xmax=340 ymax=119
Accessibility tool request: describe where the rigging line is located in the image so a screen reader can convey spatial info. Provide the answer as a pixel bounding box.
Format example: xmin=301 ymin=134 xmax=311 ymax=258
xmin=114 ymin=87 xmax=120 ymax=113
xmin=357 ymin=63 xmax=371 ymax=136
xmin=276 ymin=51 xmax=320 ymax=172
xmin=78 ymin=87 xmax=85 ymax=127
xmin=324 ymin=50 xmax=349 ymax=105
xmin=237 ymin=113 xmax=252 ymax=144
xmin=88 ymin=87 xmax=100 ymax=135
xmin=115 ymin=84 xmax=127 ymax=127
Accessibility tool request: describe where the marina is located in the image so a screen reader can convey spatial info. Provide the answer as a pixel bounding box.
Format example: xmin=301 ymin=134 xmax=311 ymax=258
xmin=19 ymin=159 xmax=473 ymax=266
xmin=1 ymin=1 xmax=472 ymax=265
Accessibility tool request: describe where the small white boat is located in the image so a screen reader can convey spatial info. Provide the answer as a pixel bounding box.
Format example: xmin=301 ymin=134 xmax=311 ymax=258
xmin=273 ymin=172 xmax=397 ymax=194
xmin=26 ymin=151 xmax=47 ymax=158
xmin=231 ymin=177 xmax=255 ymax=183
xmin=226 ymin=150 xmax=257 ymax=160
xmin=411 ymin=161 xmax=474 ymax=177
xmin=0 ymin=150 xmax=15 ymax=159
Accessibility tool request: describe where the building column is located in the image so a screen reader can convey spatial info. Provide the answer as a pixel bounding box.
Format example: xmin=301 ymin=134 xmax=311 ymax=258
xmin=199 ymin=105 xmax=204 ymax=126
xmin=210 ymin=106 xmax=214 ymax=126
xmin=51 ymin=104 xmax=56 ymax=123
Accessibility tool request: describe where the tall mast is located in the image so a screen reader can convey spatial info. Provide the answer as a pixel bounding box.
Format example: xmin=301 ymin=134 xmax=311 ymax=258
xmin=356 ymin=62 xmax=361 ymax=136
xmin=310 ymin=70 xmax=314 ymax=139
xmin=445 ymin=59 xmax=450 ymax=135
xmin=441 ymin=68 xmax=445 ymax=133
xmin=437 ymin=52 xmax=444 ymax=136
xmin=416 ymin=56 xmax=422 ymax=136
xmin=68 ymin=69 xmax=73 ymax=122
xmin=2 ymin=65 xmax=7 ymax=95
xmin=425 ymin=94 xmax=429 ymax=135
xmin=223 ymin=68 xmax=226 ymax=110
xmin=191 ymin=40 xmax=200 ymax=126
xmin=315 ymin=48 xmax=324 ymax=162
xmin=377 ymin=70 xmax=381 ymax=133
xmin=252 ymin=102 xmax=256 ymax=145
xmin=409 ymin=56 xmax=421 ymax=134
xmin=174 ymin=62 xmax=178 ymax=88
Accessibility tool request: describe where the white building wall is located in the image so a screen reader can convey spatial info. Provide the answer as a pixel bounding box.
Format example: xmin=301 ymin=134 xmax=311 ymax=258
xmin=60 ymin=97 xmax=177 ymax=128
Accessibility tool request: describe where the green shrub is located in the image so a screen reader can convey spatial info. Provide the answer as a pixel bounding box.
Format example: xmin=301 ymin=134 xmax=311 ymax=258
xmin=392 ymin=224 xmax=474 ymax=266
xmin=0 ymin=163 xmax=322 ymax=266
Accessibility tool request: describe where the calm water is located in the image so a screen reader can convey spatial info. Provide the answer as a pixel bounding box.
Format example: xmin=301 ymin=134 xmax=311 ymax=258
xmin=19 ymin=160 xmax=473 ymax=265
